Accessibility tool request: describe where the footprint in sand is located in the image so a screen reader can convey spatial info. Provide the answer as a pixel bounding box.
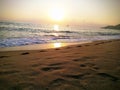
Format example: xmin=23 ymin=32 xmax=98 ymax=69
xmin=76 ymin=45 xmax=82 ymax=47
xmin=80 ymin=64 xmax=86 ymax=67
xmin=62 ymin=73 xmax=89 ymax=80
xmin=11 ymin=83 xmax=41 ymax=90
xmin=84 ymin=63 xmax=95 ymax=67
xmin=29 ymin=71 xmax=40 ymax=76
xmin=48 ymin=63 xmax=63 ymax=66
xmin=0 ymin=70 xmax=20 ymax=75
xmin=94 ymin=42 xmax=105 ymax=45
xmin=49 ymin=78 xmax=66 ymax=86
xmin=66 ymin=46 xmax=71 ymax=49
xmin=40 ymin=63 xmax=64 ymax=71
xmin=46 ymin=78 xmax=66 ymax=89
xmin=46 ymin=57 xmax=53 ymax=59
xmin=97 ymin=73 xmax=119 ymax=82
xmin=92 ymin=66 xmax=99 ymax=70
xmin=31 ymin=64 xmax=41 ymax=67
xmin=39 ymin=50 xmax=46 ymax=52
xmin=84 ymin=45 xmax=90 ymax=47
xmin=41 ymin=66 xmax=62 ymax=71
xmin=55 ymin=48 xmax=61 ymax=50
xmin=73 ymin=56 xmax=96 ymax=62
xmin=47 ymin=78 xmax=85 ymax=90
xmin=21 ymin=52 xmax=29 ymax=55
xmin=0 ymin=56 xmax=9 ymax=58
xmin=79 ymin=63 xmax=100 ymax=71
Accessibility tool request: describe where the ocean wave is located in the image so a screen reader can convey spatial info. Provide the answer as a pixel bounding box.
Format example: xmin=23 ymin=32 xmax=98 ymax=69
xmin=0 ymin=21 xmax=120 ymax=47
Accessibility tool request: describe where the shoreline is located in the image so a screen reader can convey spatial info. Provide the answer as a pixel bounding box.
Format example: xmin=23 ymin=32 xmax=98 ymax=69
xmin=0 ymin=41 xmax=91 ymax=52
xmin=0 ymin=39 xmax=120 ymax=90
xmin=0 ymin=39 xmax=119 ymax=52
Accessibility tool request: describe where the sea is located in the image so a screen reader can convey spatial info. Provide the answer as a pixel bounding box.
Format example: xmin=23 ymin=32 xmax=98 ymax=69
xmin=0 ymin=21 xmax=120 ymax=48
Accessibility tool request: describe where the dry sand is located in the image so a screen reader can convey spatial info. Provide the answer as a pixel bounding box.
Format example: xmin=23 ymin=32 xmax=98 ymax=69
xmin=0 ymin=39 xmax=120 ymax=90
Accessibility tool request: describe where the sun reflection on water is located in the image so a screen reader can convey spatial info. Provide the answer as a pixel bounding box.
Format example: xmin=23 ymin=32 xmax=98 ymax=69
xmin=52 ymin=33 xmax=59 ymax=36
xmin=53 ymin=42 xmax=62 ymax=48
xmin=53 ymin=24 xmax=59 ymax=31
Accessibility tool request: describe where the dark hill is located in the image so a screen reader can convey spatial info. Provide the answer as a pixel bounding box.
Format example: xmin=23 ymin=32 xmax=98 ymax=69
xmin=102 ymin=24 xmax=120 ymax=30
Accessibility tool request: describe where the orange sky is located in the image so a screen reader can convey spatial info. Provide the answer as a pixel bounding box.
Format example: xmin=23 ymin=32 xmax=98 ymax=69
xmin=0 ymin=0 xmax=120 ymax=26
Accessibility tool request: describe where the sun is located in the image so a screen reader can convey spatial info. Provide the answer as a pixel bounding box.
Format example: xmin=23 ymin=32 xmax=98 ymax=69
xmin=50 ymin=8 xmax=65 ymax=21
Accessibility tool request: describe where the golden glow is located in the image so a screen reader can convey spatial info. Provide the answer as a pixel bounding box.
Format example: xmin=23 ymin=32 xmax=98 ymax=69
xmin=53 ymin=24 xmax=59 ymax=31
xmin=50 ymin=8 xmax=65 ymax=21
xmin=52 ymin=33 xmax=59 ymax=36
xmin=53 ymin=43 xmax=62 ymax=48
xmin=1 ymin=0 xmax=119 ymax=25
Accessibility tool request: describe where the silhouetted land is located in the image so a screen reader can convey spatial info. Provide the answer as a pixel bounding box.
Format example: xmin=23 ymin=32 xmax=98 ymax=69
xmin=102 ymin=24 xmax=120 ymax=30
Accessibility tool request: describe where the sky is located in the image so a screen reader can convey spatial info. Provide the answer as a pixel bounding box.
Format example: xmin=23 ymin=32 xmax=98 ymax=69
xmin=0 ymin=0 xmax=120 ymax=26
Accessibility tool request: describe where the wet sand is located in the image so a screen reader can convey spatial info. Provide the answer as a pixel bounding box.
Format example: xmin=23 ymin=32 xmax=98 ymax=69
xmin=0 ymin=39 xmax=120 ymax=90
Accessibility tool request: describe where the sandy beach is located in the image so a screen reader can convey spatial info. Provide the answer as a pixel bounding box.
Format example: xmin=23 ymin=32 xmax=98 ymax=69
xmin=0 ymin=39 xmax=120 ymax=90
